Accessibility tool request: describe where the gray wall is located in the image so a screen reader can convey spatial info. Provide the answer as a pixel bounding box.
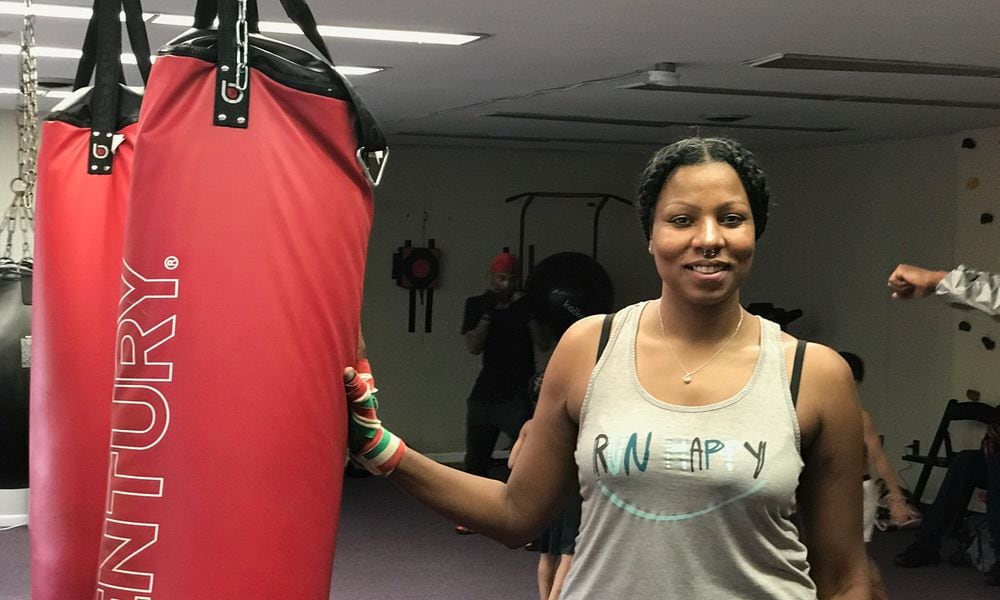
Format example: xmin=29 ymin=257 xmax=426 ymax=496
xmin=751 ymin=135 xmax=962 ymax=498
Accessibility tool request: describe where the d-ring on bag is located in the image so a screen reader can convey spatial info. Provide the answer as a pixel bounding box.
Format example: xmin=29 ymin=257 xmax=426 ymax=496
xmin=94 ymin=0 xmax=387 ymax=596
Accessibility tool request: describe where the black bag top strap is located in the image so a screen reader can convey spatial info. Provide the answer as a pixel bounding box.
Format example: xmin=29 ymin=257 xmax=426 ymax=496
xmin=72 ymin=8 xmax=99 ymax=90
xmin=85 ymin=0 xmax=122 ymax=175
xmin=276 ymin=0 xmax=330 ymax=62
xmin=193 ymin=0 xmax=216 ymax=29
xmin=122 ymin=0 xmax=152 ymax=82
xmin=596 ymin=312 xmax=616 ymax=363
xmin=790 ymin=339 xmax=808 ymax=407
xmin=272 ymin=0 xmax=388 ymax=161
xmin=74 ymin=0 xmax=151 ymax=89
xmin=212 ymin=0 xmax=388 ymax=177
xmin=194 ymin=0 xmax=260 ymax=33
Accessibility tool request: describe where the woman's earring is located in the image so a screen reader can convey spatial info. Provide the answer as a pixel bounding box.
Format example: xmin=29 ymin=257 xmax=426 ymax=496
xmin=647 ymin=243 xmax=653 ymax=255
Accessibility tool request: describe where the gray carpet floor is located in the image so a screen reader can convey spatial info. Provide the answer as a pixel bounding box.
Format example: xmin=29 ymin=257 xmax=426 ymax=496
xmin=1 ymin=476 xmax=997 ymax=599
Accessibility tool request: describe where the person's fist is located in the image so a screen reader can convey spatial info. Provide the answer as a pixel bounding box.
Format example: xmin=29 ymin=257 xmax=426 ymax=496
xmin=344 ymin=363 xmax=405 ymax=476
xmin=887 ymin=264 xmax=946 ymax=299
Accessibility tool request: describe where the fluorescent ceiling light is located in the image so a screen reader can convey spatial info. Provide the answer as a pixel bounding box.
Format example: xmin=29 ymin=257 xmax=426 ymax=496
xmin=333 ymin=66 xmax=383 ymax=76
xmin=0 ymin=45 xmax=379 ymax=75
xmin=149 ymin=14 xmax=481 ymax=45
xmin=0 ymin=86 xmax=70 ymax=98
xmin=255 ymin=20 xmax=480 ymax=45
xmin=0 ymin=44 xmax=82 ymax=59
xmin=1 ymin=3 xmax=483 ymax=45
xmin=316 ymin=25 xmax=479 ymax=46
xmin=0 ymin=2 xmax=161 ymax=21
xmin=147 ymin=14 xmax=194 ymax=27
xmin=0 ymin=1 xmax=91 ymax=19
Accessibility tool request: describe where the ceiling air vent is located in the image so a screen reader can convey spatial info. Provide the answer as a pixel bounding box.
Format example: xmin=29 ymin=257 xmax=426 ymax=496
xmin=38 ymin=77 xmax=74 ymax=89
xmin=393 ymin=131 xmax=661 ymax=146
xmin=485 ymin=112 xmax=847 ymax=133
xmin=617 ymin=83 xmax=1000 ymax=110
xmin=745 ymin=53 xmax=1000 ymax=78
xmin=703 ymin=114 xmax=750 ymax=123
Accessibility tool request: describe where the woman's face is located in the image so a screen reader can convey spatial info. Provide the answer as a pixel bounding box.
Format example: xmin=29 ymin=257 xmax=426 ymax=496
xmin=650 ymin=161 xmax=756 ymax=307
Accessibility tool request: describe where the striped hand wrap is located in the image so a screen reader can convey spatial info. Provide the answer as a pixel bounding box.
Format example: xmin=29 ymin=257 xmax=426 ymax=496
xmin=346 ymin=360 xmax=406 ymax=476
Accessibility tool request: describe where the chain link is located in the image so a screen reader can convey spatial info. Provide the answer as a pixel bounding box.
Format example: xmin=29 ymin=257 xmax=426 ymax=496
xmin=2 ymin=0 xmax=39 ymax=265
xmin=234 ymin=0 xmax=249 ymax=91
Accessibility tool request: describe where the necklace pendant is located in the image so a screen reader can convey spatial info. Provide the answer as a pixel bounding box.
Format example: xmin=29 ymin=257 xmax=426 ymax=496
xmin=682 ymin=373 xmax=693 ymax=384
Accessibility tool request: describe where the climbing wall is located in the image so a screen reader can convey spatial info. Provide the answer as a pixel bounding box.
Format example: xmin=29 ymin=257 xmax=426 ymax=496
xmin=948 ymin=130 xmax=1000 ymax=453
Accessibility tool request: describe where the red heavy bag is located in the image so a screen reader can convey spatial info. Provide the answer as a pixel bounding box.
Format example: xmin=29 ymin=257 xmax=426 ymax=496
xmin=29 ymin=1 xmax=150 ymax=598
xmin=94 ymin=0 xmax=388 ymax=597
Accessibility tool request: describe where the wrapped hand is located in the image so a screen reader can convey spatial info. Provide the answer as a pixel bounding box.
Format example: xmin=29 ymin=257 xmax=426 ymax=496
xmin=344 ymin=360 xmax=406 ymax=476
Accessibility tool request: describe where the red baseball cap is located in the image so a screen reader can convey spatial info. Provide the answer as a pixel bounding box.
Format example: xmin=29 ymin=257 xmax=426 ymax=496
xmin=489 ymin=252 xmax=518 ymax=274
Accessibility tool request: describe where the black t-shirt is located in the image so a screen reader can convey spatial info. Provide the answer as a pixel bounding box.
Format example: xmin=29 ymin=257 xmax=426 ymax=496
xmin=461 ymin=293 xmax=535 ymax=402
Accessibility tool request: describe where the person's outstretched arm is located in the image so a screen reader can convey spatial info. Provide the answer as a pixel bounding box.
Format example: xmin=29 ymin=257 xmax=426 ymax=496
xmin=889 ymin=263 xmax=1000 ymax=316
xmin=794 ymin=343 xmax=871 ymax=599
xmin=345 ymin=317 xmax=601 ymax=547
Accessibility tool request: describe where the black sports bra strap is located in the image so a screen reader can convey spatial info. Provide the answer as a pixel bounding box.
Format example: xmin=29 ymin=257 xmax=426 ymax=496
xmin=595 ymin=312 xmax=615 ymax=363
xmin=790 ymin=339 xmax=807 ymax=407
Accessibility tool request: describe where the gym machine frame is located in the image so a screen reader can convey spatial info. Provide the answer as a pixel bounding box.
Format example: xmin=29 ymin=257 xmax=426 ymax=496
xmin=503 ymin=192 xmax=630 ymax=285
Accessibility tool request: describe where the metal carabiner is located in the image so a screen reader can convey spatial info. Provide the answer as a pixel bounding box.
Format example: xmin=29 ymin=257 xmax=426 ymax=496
xmin=356 ymin=147 xmax=390 ymax=188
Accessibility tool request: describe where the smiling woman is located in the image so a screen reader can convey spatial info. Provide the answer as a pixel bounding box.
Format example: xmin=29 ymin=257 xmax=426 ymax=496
xmin=342 ymin=137 xmax=872 ymax=599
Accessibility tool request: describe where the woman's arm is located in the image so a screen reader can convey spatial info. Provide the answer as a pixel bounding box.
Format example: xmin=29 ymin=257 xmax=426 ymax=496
xmin=862 ymin=410 xmax=910 ymax=524
xmin=350 ymin=317 xmax=600 ymax=548
xmin=794 ymin=344 xmax=871 ymax=599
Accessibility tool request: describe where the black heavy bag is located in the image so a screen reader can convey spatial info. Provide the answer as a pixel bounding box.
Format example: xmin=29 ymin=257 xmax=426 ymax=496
xmin=525 ymin=251 xmax=614 ymax=338
xmin=94 ymin=0 xmax=388 ymax=597
xmin=0 ymin=261 xmax=30 ymax=489
xmin=30 ymin=1 xmax=150 ymax=598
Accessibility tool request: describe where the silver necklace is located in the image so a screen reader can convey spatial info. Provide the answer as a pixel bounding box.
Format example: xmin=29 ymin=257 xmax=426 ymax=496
xmin=656 ymin=303 xmax=745 ymax=384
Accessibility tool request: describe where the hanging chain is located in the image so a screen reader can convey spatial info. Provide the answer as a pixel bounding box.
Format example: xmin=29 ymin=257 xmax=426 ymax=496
xmin=2 ymin=0 xmax=39 ymax=267
xmin=234 ymin=0 xmax=249 ymax=91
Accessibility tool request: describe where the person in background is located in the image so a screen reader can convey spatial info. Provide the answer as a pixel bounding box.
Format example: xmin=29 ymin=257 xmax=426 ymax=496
xmin=344 ymin=137 xmax=871 ymax=598
xmin=510 ymin=369 xmax=582 ymax=600
xmin=888 ymin=263 xmax=1000 ymax=584
xmin=838 ymin=351 xmax=914 ymax=532
xmin=838 ymin=350 xmax=914 ymax=599
xmin=455 ymin=252 xmax=547 ymax=533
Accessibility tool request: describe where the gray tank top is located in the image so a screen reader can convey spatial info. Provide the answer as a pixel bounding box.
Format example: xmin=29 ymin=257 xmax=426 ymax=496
xmin=561 ymin=301 xmax=817 ymax=599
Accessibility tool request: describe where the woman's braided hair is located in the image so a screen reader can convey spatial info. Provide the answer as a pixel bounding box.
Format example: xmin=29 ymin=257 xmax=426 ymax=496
xmin=636 ymin=137 xmax=770 ymax=241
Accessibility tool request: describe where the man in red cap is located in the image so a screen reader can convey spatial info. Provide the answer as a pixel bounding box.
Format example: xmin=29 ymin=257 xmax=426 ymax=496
xmin=457 ymin=251 xmax=545 ymax=533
